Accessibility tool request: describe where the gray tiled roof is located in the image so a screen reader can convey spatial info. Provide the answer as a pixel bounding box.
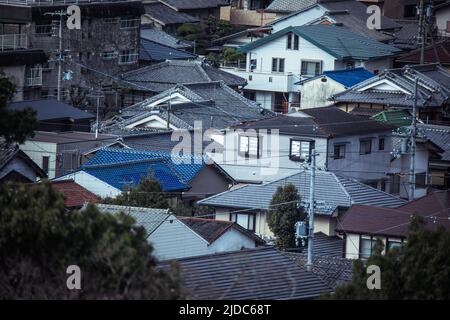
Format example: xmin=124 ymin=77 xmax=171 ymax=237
xmin=140 ymin=38 xmax=196 ymax=62
xmin=160 ymin=0 xmax=229 ymax=10
xmin=419 ymin=124 xmax=450 ymax=161
xmin=266 ymin=0 xmax=317 ymax=13
xmin=95 ymin=204 xmax=171 ymax=237
xmin=161 ymin=246 xmax=332 ymax=300
xmin=141 ymin=26 xmax=192 ymax=49
xmin=198 ymin=170 xmax=405 ymax=214
xmin=121 ymin=60 xmax=246 ymax=93
xmin=143 ymin=2 xmax=199 ymax=25
xmin=333 ymin=64 xmax=450 ymax=108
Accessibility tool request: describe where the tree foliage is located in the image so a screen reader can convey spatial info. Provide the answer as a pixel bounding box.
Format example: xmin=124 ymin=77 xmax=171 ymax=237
xmin=0 ymin=76 xmax=38 ymax=144
xmin=0 ymin=181 xmax=183 ymax=299
xmin=329 ymin=216 xmax=450 ymax=300
xmin=104 ymin=177 xmax=170 ymax=209
xmin=267 ymin=184 xmax=305 ymax=249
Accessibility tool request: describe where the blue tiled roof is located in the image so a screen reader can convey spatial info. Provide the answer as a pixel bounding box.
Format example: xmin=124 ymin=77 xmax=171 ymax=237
xmin=83 ymin=148 xmax=207 ymax=191
xmin=323 ymin=68 xmax=374 ymax=88
xmin=140 ymin=38 xmax=197 ymax=62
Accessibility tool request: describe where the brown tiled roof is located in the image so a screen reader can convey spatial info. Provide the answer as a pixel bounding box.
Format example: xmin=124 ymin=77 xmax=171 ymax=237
xmin=396 ymin=41 xmax=450 ymax=65
xmin=336 ymin=191 xmax=450 ymax=238
xmin=51 ymin=179 xmax=99 ymax=208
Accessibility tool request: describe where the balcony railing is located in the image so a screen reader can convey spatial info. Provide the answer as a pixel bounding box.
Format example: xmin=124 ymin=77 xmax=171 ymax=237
xmin=25 ymin=68 xmax=43 ymax=86
xmin=118 ymin=53 xmax=139 ymax=65
xmin=0 ymin=34 xmax=27 ymax=51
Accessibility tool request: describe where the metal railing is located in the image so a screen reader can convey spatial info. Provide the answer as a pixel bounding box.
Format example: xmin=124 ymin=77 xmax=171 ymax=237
xmin=118 ymin=53 xmax=138 ymax=65
xmin=0 ymin=33 xmax=27 ymax=51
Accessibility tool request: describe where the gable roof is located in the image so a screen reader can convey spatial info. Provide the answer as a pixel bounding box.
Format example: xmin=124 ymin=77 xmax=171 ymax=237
xmin=101 ymin=82 xmax=274 ymax=134
xmin=7 ymin=99 xmax=94 ymax=121
xmin=418 ymin=123 xmax=450 ymax=161
xmin=121 ymin=60 xmax=246 ymax=93
xmin=180 ymin=217 xmax=265 ymax=245
xmin=238 ymin=25 xmax=401 ymax=60
xmin=143 ymin=2 xmax=198 ymax=26
xmin=161 ymin=246 xmax=332 ymax=299
xmin=336 ymin=191 xmax=450 ymax=238
xmin=0 ymin=143 xmax=46 ymax=180
xmin=95 ymin=203 xmax=171 ymax=237
xmin=140 ymin=38 xmax=197 ymax=62
xmin=140 ymin=26 xmax=192 ymax=49
xmin=396 ymin=40 xmax=450 ymax=66
xmin=198 ymin=170 xmax=406 ymax=215
xmin=50 ymin=179 xmax=99 ymax=208
xmin=332 ymin=64 xmax=450 ymax=108
xmin=159 ymin=0 xmax=229 ymax=10
xmin=266 ymin=0 xmax=317 ymax=13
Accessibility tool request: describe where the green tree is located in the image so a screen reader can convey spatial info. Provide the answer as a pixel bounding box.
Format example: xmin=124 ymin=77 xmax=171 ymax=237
xmin=329 ymin=216 xmax=450 ymax=300
xmin=0 ymin=181 xmax=183 ymax=299
xmin=0 ymin=76 xmax=38 ymax=143
xmin=267 ymin=183 xmax=305 ymax=249
xmin=104 ymin=177 xmax=170 ymax=209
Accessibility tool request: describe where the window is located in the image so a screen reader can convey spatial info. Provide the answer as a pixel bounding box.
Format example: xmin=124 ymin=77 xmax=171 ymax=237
xmin=360 ymin=236 xmax=375 ymax=259
xmin=360 ymin=139 xmax=372 ymax=155
xmin=239 ymin=135 xmax=260 ymax=159
xmin=390 ymin=174 xmax=400 ymax=194
xmin=333 ymin=144 xmax=346 ymax=159
xmin=119 ymin=18 xmax=139 ymax=30
xmin=119 ymin=49 xmax=138 ymax=65
xmin=301 ymin=60 xmax=322 ymax=77
xmin=415 ymin=172 xmax=427 ymax=188
xmin=404 ymin=4 xmax=416 ymax=18
xmin=42 ymin=156 xmax=49 ymax=174
xmin=287 ymin=33 xmax=299 ymax=50
xmin=387 ymin=239 xmax=402 ymax=251
xmin=271 ymin=58 xmax=285 ymax=73
xmin=378 ymin=137 xmax=385 ymax=151
xmin=290 ymin=139 xmax=314 ymax=162
xmin=230 ymin=213 xmax=255 ymax=231
xmin=102 ymin=51 xmax=116 ymax=60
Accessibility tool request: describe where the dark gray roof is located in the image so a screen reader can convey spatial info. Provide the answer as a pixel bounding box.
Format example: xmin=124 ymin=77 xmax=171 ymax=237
xmin=95 ymin=204 xmax=171 ymax=237
xmin=121 ymin=60 xmax=246 ymax=93
xmin=140 ymin=26 xmax=192 ymax=49
xmin=0 ymin=143 xmax=18 ymax=170
xmin=198 ymin=170 xmax=406 ymax=214
xmin=140 ymin=38 xmax=197 ymax=62
xmin=333 ymin=64 xmax=450 ymax=109
xmin=283 ymin=250 xmax=353 ymax=290
xmin=0 ymin=142 xmax=46 ymax=178
xmin=310 ymin=232 xmax=344 ymax=257
xmin=160 ymin=0 xmax=229 ymax=10
xmin=161 ymin=246 xmax=332 ymax=300
xmin=102 ymin=82 xmax=274 ymax=133
xmin=266 ymin=0 xmax=317 ymax=13
xmin=419 ymin=124 xmax=450 ymax=161
xmin=7 ymin=99 xmax=94 ymax=121
xmin=143 ymin=2 xmax=199 ymax=25
xmin=392 ymin=19 xmax=419 ymax=50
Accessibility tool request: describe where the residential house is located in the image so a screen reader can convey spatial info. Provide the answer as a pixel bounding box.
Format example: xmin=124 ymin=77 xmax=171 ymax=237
xmin=434 ymin=2 xmax=450 ymax=38
xmin=20 ymin=131 xmax=119 ymax=179
xmin=140 ymin=25 xmax=192 ymax=50
xmin=101 ymin=81 xmax=274 ymax=135
xmin=141 ymin=1 xmax=199 ymax=34
xmin=296 ymin=68 xmax=374 ymax=109
xmin=160 ymin=246 xmax=332 ymax=299
xmin=0 ymin=143 xmax=46 ymax=183
xmin=395 ymin=40 xmax=450 ymax=71
xmin=265 ymin=0 xmax=318 ymax=18
xmin=27 ymin=0 xmax=144 ymax=110
xmin=95 ymin=204 xmax=263 ymax=260
xmin=336 ymin=190 xmax=450 ymax=259
xmin=118 ymin=60 xmax=247 ymax=106
xmin=0 ymin=3 xmax=47 ymax=101
xmin=357 ymin=0 xmax=419 ymax=20
xmin=57 ymin=148 xmax=234 ymax=205
xmin=7 ymin=99 xmax=95 ymax=132
xmin=220 ymin=0 xmax=277 ymax=27
xmin=331 ymin=64 xmax=450 ymax=123
xmin=139 ymin=37 xmax=197 ymax=65
xmin=156 ymin=0 xmax=229 ymax=24
xmin=50 ymin=179 xmax=99 ymax=209
xmin=198 ymin=169 xmax=406 ymax=239
xmin=222 ymin=24 xmax=400 ymax=113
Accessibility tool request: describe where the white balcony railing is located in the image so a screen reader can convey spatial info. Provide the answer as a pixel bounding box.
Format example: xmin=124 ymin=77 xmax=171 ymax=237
xmin=118 ymin=53 xmax=139 ymax=65
xmin=220 ymin=67 xmax=301 ymax=93
xmin=25 ymin=68 xmax=43 ymax=86
xmin=0 ymin=34 xmax=27 ymax=51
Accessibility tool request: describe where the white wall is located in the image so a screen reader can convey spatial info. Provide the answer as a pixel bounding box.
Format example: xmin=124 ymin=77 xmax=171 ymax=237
xmin=345 ymin=234 xmax=360 ymax=259
xmin=54 ymin=171 xmax=122 ymax=198
xmin=270 ymin=6 xmax=326 ymax=32
xmin=20 ymin=141 xmax=57 ymax=179
xmin=149 ymin=218 xmax=208 ymax=260
xmin=208 ymin=228 xmax=256 ymax=253
xmin=435 ymin=7 xmax=450 ymax=37
xmin=299 ymin=77 xmax=346 ymax=109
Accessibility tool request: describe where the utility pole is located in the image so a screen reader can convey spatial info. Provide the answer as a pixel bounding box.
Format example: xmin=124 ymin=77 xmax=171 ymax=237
xmin=95 ymin=95 xmax=100 ymax=139
xmin=409 ymin=78 xmax=419 ymax=200
xmin=306 ymin=149 xmax=316 ymax=272
xmin=167 ymin=95 xmax=171 ymax=129
xmin=418 ymin=0 xmax=426 ymax=64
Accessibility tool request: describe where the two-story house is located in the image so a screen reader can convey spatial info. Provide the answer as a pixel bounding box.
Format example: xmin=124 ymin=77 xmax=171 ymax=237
xmin=221 ymin=24 xmax=400 ymax=113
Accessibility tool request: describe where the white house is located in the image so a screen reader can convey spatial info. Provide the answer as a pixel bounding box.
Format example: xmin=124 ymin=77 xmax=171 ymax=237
xmin=434 ymin=2 xmax=450 ymax=38
xmin=95 ymin=204 xmax=265 ymax=260
xmin=221 ymin=24 xmax=400 ymax=112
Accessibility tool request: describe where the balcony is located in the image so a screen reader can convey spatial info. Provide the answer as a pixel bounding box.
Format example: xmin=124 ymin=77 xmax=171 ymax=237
xmin=220 ymin=66 xmax=301 ymax=93
xmin=25 ymin=67 xmax=43 ymax=86
xmin=0 ymin=34 xmax=27 ymax=51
